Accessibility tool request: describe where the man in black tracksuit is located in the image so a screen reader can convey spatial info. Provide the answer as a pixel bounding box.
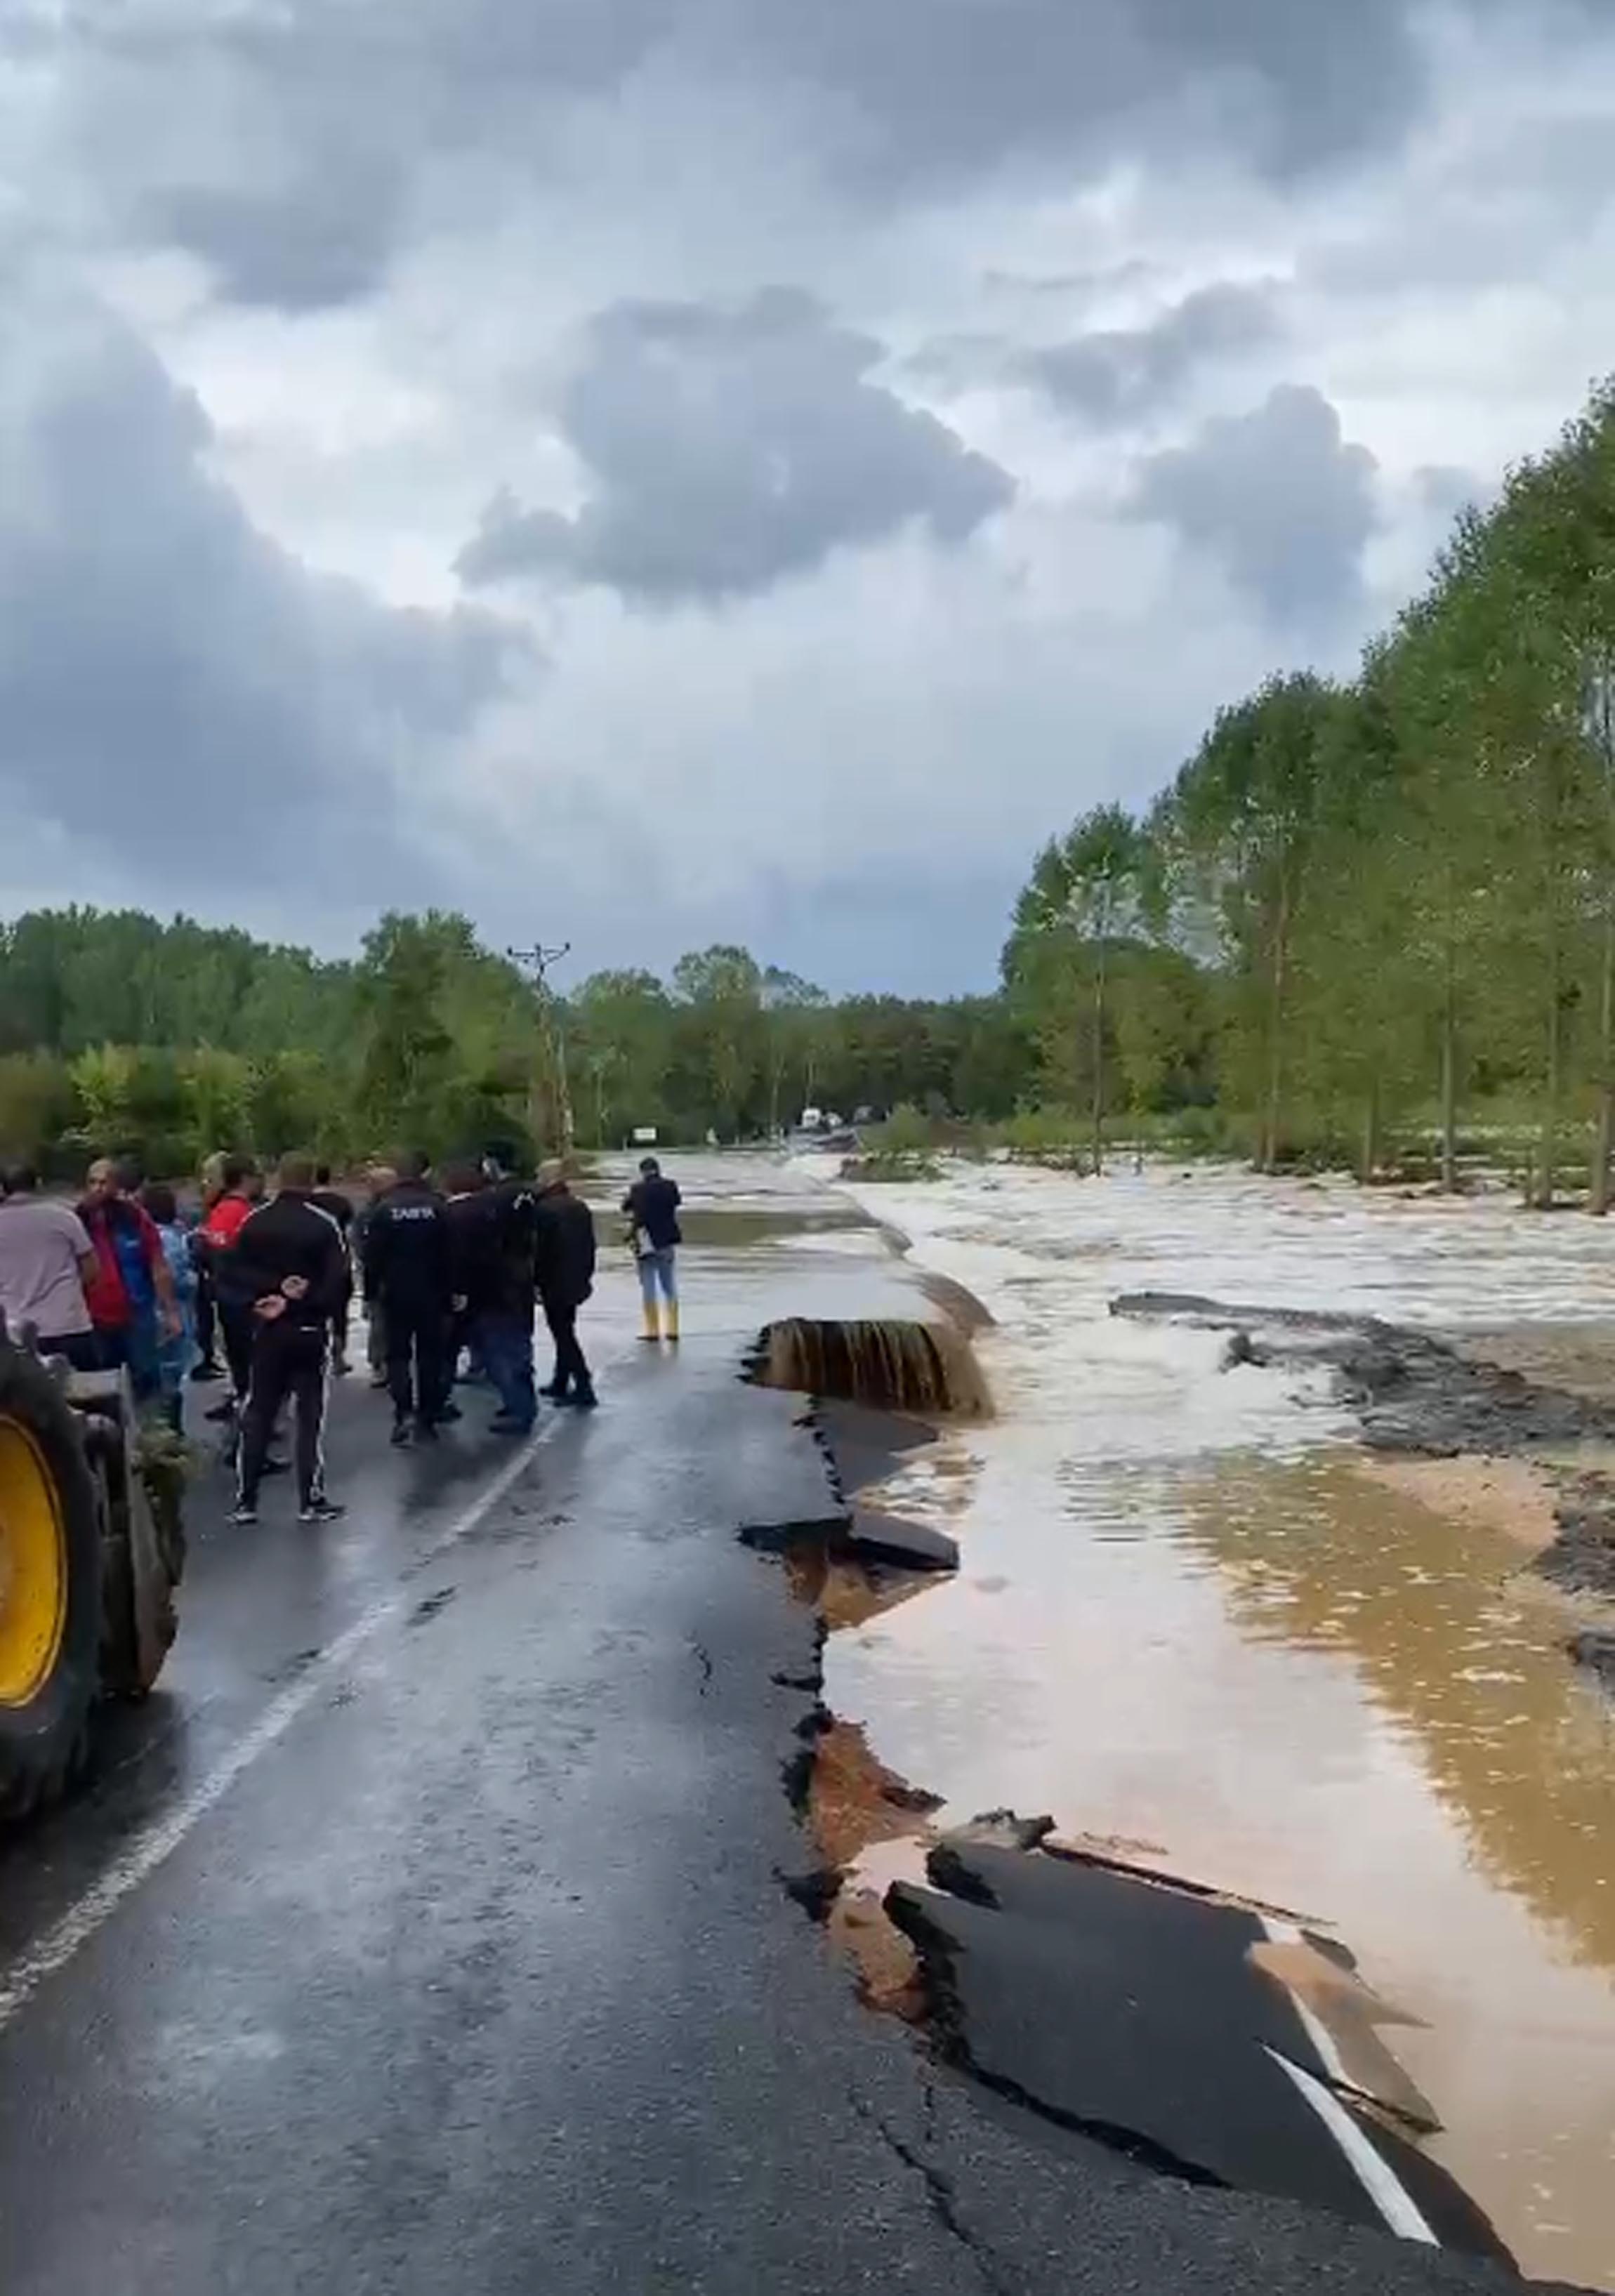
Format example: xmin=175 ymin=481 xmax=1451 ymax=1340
xmin=533 ymin=1163 xmax=598 ymax=1408
xmin=362 ymin=1150 xmax=452 ymax=1444
xmin=219 ymin=1154 xmax=348 ymax=1524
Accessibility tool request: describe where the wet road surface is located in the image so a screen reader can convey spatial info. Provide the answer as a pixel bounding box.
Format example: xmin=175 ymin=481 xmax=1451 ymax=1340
xmin=0 ymin=1217 xmax=1532 ymax=2295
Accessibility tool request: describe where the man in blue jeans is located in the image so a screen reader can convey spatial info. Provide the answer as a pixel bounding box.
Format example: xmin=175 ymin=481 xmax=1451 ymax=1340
xmin=446 ymin=1163 xmax=539 ymax=1435
xmin=623 ymin=1156 xmax=681 ymax=1342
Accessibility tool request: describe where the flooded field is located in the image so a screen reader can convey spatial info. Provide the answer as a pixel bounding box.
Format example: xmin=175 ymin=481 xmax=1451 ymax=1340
xmin=818 ymin=1161 xmax=1615 ymax=2290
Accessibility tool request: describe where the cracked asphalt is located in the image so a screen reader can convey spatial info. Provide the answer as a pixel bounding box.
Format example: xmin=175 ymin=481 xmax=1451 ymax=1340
xmin=0 ymin=1237 xmax=1538 ymax=2295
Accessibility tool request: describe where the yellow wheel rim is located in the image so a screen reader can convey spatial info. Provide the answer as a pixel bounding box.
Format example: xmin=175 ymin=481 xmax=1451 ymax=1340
xmin=0 ymin=1416 xmax=69 ymax=1708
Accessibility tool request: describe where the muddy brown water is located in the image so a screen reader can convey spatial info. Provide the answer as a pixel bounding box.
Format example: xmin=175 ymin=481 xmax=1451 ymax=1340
xmin=1190 ymin=1456 xmax=1615 ymax=2282
xmin=833 ymin=1436 xmax=1615 ymax=2287
xmin=814 ymin=1159 xmax=1615 ymax=2290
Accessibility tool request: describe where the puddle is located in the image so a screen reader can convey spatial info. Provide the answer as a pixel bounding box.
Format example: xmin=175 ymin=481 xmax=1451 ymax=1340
xmin=814 ymin=1158 xmax=1615 ymax=2288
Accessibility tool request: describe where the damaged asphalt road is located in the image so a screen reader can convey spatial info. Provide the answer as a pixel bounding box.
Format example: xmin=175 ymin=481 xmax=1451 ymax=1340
xmin=886 ymin=1838 xmax=1508 ymax=2262
xmin=1112 ymin=1291 xmax=1615 ymax=1458
xmin=0 ymin=1326 xmax=1536 ymax=2295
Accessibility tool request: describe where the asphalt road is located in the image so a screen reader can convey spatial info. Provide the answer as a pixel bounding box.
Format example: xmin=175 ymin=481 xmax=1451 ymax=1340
xmin=0 ymin=1262 xmax=1536 ymax=2296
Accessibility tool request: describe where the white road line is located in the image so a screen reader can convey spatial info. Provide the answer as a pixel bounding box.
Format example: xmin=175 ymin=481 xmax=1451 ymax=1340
xmin=1259 ymin=1915 xmax=1361 ymax=2097
xmin=0 ymin=1427 xmax=549 ymax=2033
xmin=1265 ymin=2048 xmax=1439 ymax=2245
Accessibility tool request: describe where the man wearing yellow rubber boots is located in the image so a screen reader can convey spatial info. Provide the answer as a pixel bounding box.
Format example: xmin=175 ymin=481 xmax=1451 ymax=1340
xmin=622 ymin=1156 xmax=681 ymax=1343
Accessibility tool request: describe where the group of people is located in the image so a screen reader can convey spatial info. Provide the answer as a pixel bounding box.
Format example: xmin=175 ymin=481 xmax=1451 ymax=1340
xmin=214 ymin=1150 xmax=609 ymax=1524
xmin=0 ymin=1156 xmax=187 ymax=1396
xmin=0 ymin=1147 xmax=685 ymax=1530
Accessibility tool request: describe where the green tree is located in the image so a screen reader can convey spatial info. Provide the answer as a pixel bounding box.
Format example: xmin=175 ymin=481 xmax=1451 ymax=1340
xmin=761 ymin=968 xmax=828 ymax=1137
xmin=355 ymin=913 xmax=457 ymax=1154
xmin=68 ymin=1043 xmax=138 ymax=1150
xmin=672 ymin=946 xmax=764 ymax=1139
xmin=569 ymin=970 xmax=675 ymax=1143
xmin=0 ymin=1054 xmax=74 ymax=1168
xmin=1005 ymin=804 xmax=1153 ymax=1173
xmin=179 ymin=1048 xmax=253 ymax=1166
xmin=1162 ymin=673 xmax=1338 ymax=1173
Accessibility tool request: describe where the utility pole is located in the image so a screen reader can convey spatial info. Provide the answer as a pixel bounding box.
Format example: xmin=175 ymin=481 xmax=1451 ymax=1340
xmin=586 ymin=1048 xmax=619 ymax=1149
xmin=509 ymin=941 xmax=576 ymax=1157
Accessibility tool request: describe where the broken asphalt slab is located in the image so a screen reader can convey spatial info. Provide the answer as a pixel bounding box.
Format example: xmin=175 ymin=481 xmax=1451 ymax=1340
xmin=888 ymin=1838 xmax=1512 ymax=2268
xmin=849 ymin=1502 xmax=961 ymax=1572
xmin=1114 ymin=1292 xmax=1615 ymax=1457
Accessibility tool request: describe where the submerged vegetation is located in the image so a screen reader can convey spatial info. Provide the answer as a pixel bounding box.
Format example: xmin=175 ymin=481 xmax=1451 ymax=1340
xmin=8 ymin=383 xmax=1615 ymax=1197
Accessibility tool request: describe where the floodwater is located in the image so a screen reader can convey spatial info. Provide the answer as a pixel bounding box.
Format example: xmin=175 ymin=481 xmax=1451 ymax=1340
xmin=579 ymin=1151 xmax=923 ymax=1346
xmin=817 ymin=1160 xmax=1615 ymax=2290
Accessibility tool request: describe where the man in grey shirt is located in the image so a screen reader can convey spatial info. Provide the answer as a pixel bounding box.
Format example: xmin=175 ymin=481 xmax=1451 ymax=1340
xmin=0 ymin=1163 xmax=100 ymax=1367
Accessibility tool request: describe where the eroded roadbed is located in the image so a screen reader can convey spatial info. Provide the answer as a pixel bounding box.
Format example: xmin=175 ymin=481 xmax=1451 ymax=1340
xmin=886 ymin=1835 xmax=1510 ymax=2262
xmin=0 ymin=1337 xmax=1531 ymax=2295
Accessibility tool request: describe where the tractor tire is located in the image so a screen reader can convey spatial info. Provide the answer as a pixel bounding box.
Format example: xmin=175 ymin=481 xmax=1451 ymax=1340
xmin=0 ymin=1340 xmax=103 ymax=1823
xmin=85 ymin=1416 xmax=143 ymax=1700
xmin=88 ymin=1415 xmax=179 ymax=1701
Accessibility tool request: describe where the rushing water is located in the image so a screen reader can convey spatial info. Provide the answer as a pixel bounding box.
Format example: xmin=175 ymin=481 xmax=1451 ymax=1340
xmin=818 ymin=1159 xmax=1615 ymax=2290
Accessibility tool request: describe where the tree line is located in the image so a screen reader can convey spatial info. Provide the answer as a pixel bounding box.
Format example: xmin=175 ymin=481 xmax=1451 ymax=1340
xmin=0 ymin=911 xmax=1032 ymax=1175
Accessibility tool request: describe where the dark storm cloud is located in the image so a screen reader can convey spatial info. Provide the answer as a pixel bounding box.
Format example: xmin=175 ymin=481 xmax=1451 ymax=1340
xmin=28 ymin=0 xmax=1488 ymax=308
xmin=0 ymin=266 xmax=526 ymax=892
xmin=35 ymin=0 xmax=675 ymax=306
xmin=1025 ymin=282 xmax=1285 ymax=425
xmin=456 ymin=290 xmax=1015 ymax=603
xmin=708 ymin=0 xmax=1437 ymax=190
xmin=149 ymin=159 xmax=404 ymax=312
xmin=1126 ymin=385 xmax=1380 ymax=622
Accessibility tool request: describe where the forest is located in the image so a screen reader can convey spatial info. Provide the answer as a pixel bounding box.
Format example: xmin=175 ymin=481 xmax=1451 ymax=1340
xmin=0 ymin=910 xmax=1031 ymax=1176
xmin=7 ymin=376 xmax=1615 ymax=1199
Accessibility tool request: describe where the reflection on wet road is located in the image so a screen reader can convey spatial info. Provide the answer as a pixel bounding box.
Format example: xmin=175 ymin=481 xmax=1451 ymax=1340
xmin=823 ymin=1159 xmax=1615 ymax=2290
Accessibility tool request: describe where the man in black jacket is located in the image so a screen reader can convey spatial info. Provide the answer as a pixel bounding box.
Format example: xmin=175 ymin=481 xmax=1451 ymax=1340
xmin=442 ymin=1161 xmax=489 ymax=1383
xmin=220 ymin=1154 xmax=348 ymax=1525
xmin=473 ymin=1173 xmax=540 ymax=1435
xmin=362 ymin=1150 xmax=452 ymax=1444
xmin=622 ymin=1155 xmax=682 ymax=1343
xmin=534 ymin=1163 xmax=598 ymax=1408
xmin=356 ymin=1163 xmax=397 ymax=1388
xmin=442 ymin=1167 xmax=539 ymax=1436
xmin=310 ymin=1163 xmax=356 ymax=1374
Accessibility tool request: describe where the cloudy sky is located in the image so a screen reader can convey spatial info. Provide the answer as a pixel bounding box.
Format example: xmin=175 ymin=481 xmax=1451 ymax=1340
xmin=3 ymin=0 xmax=1613 ymax=993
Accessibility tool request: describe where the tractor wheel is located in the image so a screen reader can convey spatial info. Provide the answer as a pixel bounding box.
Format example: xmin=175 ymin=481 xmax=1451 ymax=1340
xmin=0 ymin=1340 xmax=103 ymax=1822
xmin=88 ymin=1413 xmax=179 ymax=1701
